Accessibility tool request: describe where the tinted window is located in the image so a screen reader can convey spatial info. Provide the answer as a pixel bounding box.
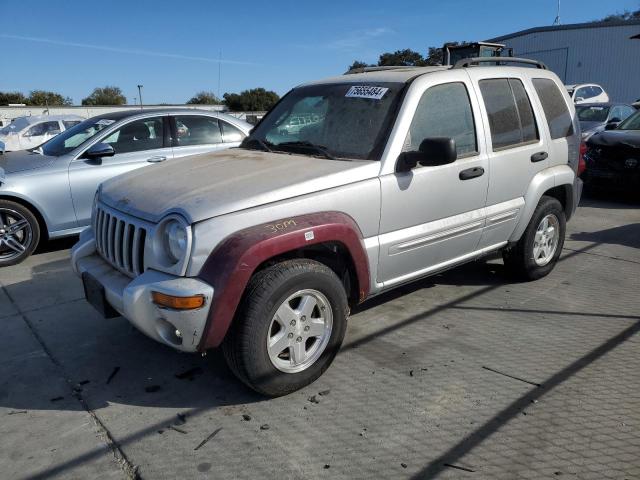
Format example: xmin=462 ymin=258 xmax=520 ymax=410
xmin=28 ymin=121 xmax=60 ymax=136
xmin=609 ymin=105 xmax=635 ymax=122
xmin=532 ymin=78 xmax=574 ymax=139
xmin=221 ymin=121 xmax=245 ymax=143
xmin=510 ymin=80 xmax=538 ymax=143
xmin=174 ymin=116 xmax=222 ymax=146
xmin=575 ymin=87 xmax=591 ymax=100
xmin=102 ymin=117 xmax=165 ymax=154
xmin=479 ymin=78 xmax=538 ymax=150
xmin=404 ymin=82 xmax=477 ymax=157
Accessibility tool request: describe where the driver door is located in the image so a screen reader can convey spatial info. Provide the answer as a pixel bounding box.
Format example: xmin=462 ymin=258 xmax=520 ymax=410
xmin=377 ymin=77 xmax=489 ymax=287
xmin=68 ymin=115 xmax=172 ymax=226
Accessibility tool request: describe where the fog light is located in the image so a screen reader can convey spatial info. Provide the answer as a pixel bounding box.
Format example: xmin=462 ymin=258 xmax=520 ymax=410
xmin=151 ymin=291 xmax=205 ymax=310
xmin=175 ymin=329 xmax=182 ymax=338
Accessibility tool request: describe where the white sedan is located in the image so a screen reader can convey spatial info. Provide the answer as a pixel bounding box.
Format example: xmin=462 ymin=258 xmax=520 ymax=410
xmin=0 ymin=114 xmax=84 ymax=153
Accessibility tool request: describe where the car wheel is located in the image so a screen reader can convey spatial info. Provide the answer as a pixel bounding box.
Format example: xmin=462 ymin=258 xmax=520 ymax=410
xmin=223 ymin=259 xmax=348 ymax=397
xmin=0 ymin=200 xmax=40 ymax=267
xmin=502 ymin=195 xmax=566 ymax=281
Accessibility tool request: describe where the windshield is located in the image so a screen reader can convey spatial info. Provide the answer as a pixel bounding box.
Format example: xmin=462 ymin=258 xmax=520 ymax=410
xmin=244 ymin=82 xmax=404 ymax=160
xmin=0 ymin=117 xmax=30 ymax=134
xmin=617 ymin=111 xmax=640 ymax=131
xmin=39 ymin=117 xmax=118 ymax=156
xmin=576 ymin=105 xmax=609 ymax=123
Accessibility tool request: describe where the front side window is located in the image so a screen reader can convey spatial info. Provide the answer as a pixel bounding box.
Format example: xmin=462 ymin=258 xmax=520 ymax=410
xmin=102 ymin=117 xmax=165 ymax=154
xmin=479 ymin=78 xmax=539 ymax=150
xmin=532 ymin=78 xmax=574 ymax=139
xmin=245 ymin=82 xmax=404 ymax=160
xmin=27 ymin=121 xmax=60 ymax=137
xmin=575 ymin=86 xmax=591 ymax=100
xmin=404 ymin=82 xmax=477 ymax=157
xmin=617 ymin=111 xmax=640 ymax=131
xmin=173 ymin=116 xmax=222 ymax=146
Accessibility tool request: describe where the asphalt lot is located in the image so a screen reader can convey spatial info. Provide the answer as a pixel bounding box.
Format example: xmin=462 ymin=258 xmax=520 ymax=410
xmin=1 ymin=193 xmax=639 ymax=480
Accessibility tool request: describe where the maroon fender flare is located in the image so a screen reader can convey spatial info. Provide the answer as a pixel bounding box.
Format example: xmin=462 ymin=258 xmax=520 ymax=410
xmin=197 ymin=212 xmax=370 ymax=350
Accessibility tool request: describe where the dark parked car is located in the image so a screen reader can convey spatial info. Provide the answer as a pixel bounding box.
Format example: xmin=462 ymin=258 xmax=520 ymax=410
xmin=576 ymin=103 xmax=636 ymax=141
xmin=583 ymin=110 xmax=640 ymax=192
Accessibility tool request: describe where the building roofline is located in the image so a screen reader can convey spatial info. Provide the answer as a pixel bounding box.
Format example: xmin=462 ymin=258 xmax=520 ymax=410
xmin=486 ymin=19 xmax=640 ymax=42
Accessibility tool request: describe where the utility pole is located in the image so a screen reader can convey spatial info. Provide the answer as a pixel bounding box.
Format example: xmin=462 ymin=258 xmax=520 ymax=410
xmin=218 ymin=50 xmax=222 ymax=101
xmin=137 ymin=85 xmax=144 ymax=110
xmin=553 ymin=0 xmax=561 ymax=25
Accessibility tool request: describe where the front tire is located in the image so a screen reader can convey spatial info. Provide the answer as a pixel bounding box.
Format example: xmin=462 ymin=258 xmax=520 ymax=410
xmin=0 ymin=200 xmax=40 ymax=267
xmin=223 ymin=259 xmax=348 ymax=397
xmin=502 ymin=195 xmax=566 ymax=281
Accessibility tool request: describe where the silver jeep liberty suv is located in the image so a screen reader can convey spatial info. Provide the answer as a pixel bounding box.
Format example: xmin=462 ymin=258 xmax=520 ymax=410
xmin=72 ymin=57 xmax=583 ymax=397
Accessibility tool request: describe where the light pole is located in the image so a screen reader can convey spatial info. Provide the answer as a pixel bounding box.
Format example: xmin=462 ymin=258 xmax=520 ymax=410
xmin=137 ymin=85 xmax=144 ymax=109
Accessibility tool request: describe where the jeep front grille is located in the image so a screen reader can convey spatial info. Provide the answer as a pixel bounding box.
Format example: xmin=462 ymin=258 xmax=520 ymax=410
xmin=94 ymin=205 xmax=147 ymax=277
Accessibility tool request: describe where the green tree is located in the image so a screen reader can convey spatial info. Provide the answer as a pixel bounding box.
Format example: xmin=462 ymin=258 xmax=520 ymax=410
xmin=0 ymin=91 xmax=28 ymax=105
xmin=599 ymin=9 xmax=640 ymax=21
xmin=223 ymin=88 xmax=279 ymax=111
xmin=186 ymin=91 xmax=222 ymax=104
xmin=27 ymin=90 xmax=72 ymax=106
xmin=347 ymin=60 xmax=370 ymax=72
xmin=377 ymin=49 xmax=427 ymax=67
xmin=82 ymin=86 xmax=127 ymax=106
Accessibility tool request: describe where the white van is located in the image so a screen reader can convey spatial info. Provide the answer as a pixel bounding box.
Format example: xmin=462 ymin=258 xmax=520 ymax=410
xmin=0 ymin=114 xmax=84 ymax=153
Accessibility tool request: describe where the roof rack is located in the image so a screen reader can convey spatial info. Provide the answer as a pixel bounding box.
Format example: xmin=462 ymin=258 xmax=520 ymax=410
xmin=452 ymin=57 xmax=548 ymax=69
xmin=344 ymin=65 xmax=425 ymax=75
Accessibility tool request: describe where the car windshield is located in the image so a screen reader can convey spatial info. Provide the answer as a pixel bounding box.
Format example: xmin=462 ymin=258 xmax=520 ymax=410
xmin=617 ymin=111 xmax=640 ymax=131
xmin=576 ymin=105 xmax=610 ymax=122
xmin=244 ymin=82 xmax=404 ymax=160
xmin=39 ymin=117 xmax=119 ymax=156
xmin=0 ymin=117 xmax=30 ymax=134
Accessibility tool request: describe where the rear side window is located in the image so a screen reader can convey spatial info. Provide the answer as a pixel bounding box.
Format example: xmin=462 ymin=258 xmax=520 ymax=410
xmin=532 ymin=78 xmax=574 ymax=139
xmin=479 ymin=78 xmax=539 ymax=150
xmin=220 ymin=121 xmax=245 ymax=143
xmin=174 ymin=116 xmax=222 ymax=146
xmin=404 ymin=82 xmax=477 ymax=157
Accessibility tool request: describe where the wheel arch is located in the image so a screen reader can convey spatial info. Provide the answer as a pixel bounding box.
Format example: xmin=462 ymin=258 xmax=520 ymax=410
xmin=0 ymin=193 xmax=49 ymax=241
xmin=197 ymin=212 xmax=370 ymax=350
xmin=510 ymin=166 xmax=575 ymax=242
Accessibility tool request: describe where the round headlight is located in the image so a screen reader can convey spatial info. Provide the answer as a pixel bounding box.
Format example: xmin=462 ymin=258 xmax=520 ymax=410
xmin=163 ymin=220 xmax=188 ymax=264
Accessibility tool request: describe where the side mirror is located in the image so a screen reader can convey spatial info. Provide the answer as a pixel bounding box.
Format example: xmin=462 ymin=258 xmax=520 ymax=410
xmin=84 ymin=142 xmax=115 ymax=159
xmin=604 ymin=120 xmax=620 ymax=131
xmin=396 ymin=137 xmax=457 ymax=172
xmin=575 ymin=97 xmax=585 ymax=103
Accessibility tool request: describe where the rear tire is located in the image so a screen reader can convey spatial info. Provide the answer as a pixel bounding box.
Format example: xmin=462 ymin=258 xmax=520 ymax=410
xmin=502 ymin=196 xmax=566 ymax=281
xmin=223 ymin=259 xmax=348 ymax=397
xmin=0 ymin=200 xmax=40 ymax=267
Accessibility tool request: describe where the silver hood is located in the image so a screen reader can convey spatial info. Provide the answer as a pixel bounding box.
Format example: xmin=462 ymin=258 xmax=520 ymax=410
xmin=100 ymin=148 xmax=380 ymax=224
xmin=0 ymin=150 xmax=56 ymax=175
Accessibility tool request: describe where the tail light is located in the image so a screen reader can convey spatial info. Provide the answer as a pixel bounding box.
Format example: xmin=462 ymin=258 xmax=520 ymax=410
xmin=578 ymin=141 xmax=587 ymax=176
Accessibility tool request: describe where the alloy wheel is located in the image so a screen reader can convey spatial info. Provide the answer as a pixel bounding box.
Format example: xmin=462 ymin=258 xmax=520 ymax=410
xmin=0 ymin=208 xmax=32 ymax=262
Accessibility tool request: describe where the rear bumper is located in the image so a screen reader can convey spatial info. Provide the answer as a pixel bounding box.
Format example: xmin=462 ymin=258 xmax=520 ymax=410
xmin=71 ymin=229 xmax=214 ymax=353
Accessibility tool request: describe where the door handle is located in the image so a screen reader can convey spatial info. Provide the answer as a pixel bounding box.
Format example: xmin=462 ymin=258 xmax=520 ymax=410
xmin=147 ymin=156 xmax=167 ymax=163
xmin=530 ymin=151 xmax=548 ymax=163
xmin=459 ymin=166 xmax=485 ymax=180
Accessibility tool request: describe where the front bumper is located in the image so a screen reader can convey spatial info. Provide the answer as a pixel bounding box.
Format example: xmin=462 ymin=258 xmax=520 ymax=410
xmin=71 ymin=230 xmax=214 ymax=352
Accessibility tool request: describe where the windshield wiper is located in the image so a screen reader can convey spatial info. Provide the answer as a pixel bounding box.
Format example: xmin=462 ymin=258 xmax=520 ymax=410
xmin=241 ymin=137 xmax=273 ymax=152
xmin=274 ymin=141 xmax=336 ymax=160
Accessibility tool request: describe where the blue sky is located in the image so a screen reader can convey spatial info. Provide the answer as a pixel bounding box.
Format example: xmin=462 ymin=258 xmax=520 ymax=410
xmin=1 ymin=0 xmax=637 ymax=104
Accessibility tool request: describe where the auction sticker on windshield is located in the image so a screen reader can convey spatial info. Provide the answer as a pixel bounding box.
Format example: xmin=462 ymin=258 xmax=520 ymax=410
xmin=345 ymin=86 xmax=389 ymax=100
xmin=96 ymin=119 xmax=116 ymax=126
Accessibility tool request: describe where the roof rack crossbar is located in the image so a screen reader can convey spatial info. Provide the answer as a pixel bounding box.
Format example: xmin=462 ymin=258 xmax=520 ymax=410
xmin=452 ymin=57 xmax=548 ymax=69
xmin=344 ymin=65 xmax=423 ymax=75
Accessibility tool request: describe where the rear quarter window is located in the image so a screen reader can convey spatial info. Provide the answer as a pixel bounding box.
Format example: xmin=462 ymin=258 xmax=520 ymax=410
xmin=532 ymin=78 xmax=574 ymax=139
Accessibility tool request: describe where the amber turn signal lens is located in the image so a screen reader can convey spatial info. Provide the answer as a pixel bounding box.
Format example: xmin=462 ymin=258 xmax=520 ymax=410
xmin=151 ymin=291 xmax=205 ymax=310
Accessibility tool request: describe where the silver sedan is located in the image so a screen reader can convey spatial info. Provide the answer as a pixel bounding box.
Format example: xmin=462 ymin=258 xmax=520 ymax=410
xmin=0 ymin=108 xmax=251 ymax=266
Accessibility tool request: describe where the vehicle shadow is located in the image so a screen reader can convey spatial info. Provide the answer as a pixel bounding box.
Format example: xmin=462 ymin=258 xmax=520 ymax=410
xmin=570 ymin=223 xmax=640 ymax=249
xmin=34 ymin=235 xmax=78 ymax=255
